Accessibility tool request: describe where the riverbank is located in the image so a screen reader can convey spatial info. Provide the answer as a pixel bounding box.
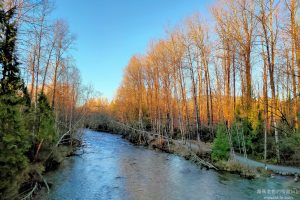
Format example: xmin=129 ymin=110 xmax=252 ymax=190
xmin=98 ymin=126 xmax=256 ymax=179
xmin=19 ymin=133 xmax=82 ymax=200
xmin=106 ymin=126 xmax=300 ymax=180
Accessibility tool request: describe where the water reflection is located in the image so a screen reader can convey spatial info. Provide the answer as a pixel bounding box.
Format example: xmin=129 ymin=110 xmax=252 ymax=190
xmin=46 ymin=130 xmax=300 ymax=200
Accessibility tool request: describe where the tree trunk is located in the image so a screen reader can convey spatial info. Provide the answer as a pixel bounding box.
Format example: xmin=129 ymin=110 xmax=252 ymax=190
xmin=291 ymin=0 xmax=298 ymax=129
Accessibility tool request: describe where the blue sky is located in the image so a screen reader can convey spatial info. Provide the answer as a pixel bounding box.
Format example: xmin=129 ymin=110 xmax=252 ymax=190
xmin=52 ymin=0 xmax=214 ymax=100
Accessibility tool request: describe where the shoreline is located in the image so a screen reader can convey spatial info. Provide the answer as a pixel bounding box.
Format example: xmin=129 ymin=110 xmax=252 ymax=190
xmin=20 ymin=136 xmax=82 ymax=200
xmin=94 ymin=127 xmax=300 ymax=180
xmin=34 ymin=129 xmax=300 ymax=199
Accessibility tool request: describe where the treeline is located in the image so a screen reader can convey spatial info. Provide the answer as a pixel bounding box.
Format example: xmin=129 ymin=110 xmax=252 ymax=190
xmin=0 ymin=1 xmax=90 ymax=199
xmin=105 ymin=0 xmax=300 ymax=165
xmin=83 ymin=97 xmax=114 ymax=132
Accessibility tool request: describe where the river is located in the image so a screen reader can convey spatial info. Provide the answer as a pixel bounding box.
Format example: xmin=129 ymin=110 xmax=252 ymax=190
xmin=46 ymin=129 xmax=300 ymax=200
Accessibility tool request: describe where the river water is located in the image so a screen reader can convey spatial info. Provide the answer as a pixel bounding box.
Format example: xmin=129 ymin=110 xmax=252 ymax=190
xmin=46 ymin=129 xmax=300 ymax=200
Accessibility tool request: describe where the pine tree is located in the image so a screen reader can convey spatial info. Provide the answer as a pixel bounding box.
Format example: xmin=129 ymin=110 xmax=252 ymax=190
xmin=33 ymin=92 xmax=57 ymax=161
xmin=37 ymin=93 xmax=56 ymax=142
xmin=211 ymin=124 xmax=230 ymax=161
xmin=0 ymin=7 xmax=23 ymax=94
xmin=0 ymin=6 xmax=31 ymax=198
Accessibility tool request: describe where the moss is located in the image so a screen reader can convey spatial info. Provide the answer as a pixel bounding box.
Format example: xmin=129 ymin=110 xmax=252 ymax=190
xmin=215 ymin=160 xmax=257 ymax=179
xmin=256 ymin=167 xmax=272 ymax=177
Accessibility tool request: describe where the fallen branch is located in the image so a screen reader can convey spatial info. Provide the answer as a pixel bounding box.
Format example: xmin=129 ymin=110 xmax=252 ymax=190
xmin=20 ymin=182 xmax=38 ymax=200
xmin=37 ymin=171 xmax=50 ymax=194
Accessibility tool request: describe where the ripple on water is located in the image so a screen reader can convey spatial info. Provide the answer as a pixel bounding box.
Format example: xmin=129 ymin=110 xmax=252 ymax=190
xmin=46 ymin=130 xmax=300 ymax=200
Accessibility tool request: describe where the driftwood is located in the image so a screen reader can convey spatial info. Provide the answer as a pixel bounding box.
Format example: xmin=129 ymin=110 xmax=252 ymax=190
xmin=20 ymin=182 xmax=38 ymax=200
xmin=188 ymin=150 xmax=218 ymax=170
xmin=110 ymin=119 xmax=218 ymax=170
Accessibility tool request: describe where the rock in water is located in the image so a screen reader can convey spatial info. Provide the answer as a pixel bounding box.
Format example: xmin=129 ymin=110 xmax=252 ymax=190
xmin=294 ymin=174 xmax=299 ymax=182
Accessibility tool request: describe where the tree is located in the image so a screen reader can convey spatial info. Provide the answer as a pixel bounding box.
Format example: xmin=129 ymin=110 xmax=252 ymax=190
xmin=112 ymin=0 xmax=300 ymax=164
xmin=287 ymin=0 xmax=299 ymax=129
xmin=0 ymin=1 xmax=88 ymax=198
xmin=258 ymin=0 xmax=280 ymax=162
xmin=182 ymin=22 xmax=202 ymax=141
xmin=34 ymin=92 xmax=57 ymax=161
xmin=52 ymin=20 xmax=74 ymax=109
xmin=0 ymin=5 xmax=31 ymax=198
xmin=212 ymin=124 xmax=230 ymax=161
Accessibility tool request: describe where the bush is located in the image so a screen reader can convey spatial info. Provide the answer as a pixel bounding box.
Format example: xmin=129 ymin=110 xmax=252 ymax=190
xmin=280 ymin=132 xmax=300 ymax=165
xmin=211 ymin=124 xmax=230 ymax=161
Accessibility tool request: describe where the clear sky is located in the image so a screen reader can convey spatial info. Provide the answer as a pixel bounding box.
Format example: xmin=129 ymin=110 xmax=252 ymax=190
xmin=52 ymin=0 xmax=214 ymax=100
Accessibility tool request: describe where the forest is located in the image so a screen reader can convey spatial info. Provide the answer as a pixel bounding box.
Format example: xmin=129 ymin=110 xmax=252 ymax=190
xmin=1 ymin=0 xmax=300 ymax=199
xmin=0 ymin=0 xmax=92 ymax=199
xmin=87 ymin=0 xmax=300 ymax=167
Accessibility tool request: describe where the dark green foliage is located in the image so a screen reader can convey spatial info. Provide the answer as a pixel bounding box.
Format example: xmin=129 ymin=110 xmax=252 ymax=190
xmin=0 ymin=7 xmax=23 ymax=95
xmin=0 ymin=94 xmax=30 ymax=198
xmin=240 ymin=118 xmax=255 ymax=154
xmin=212 ymin=124 xmax=230 ymax=161
xmin=251 ymin=112 xmax=265 ymax=156
xmin=36 ymin=93 xmax=57 ymax=144
xmin=280 ymin=131 xmax=300 ymax=165
xmin=231 ymin=111 xmax=263 ymax=156
xmin=0 ymin=6 xmax=31 ymax=198
xmin=0 ymin=4 xmax=73 ymax=199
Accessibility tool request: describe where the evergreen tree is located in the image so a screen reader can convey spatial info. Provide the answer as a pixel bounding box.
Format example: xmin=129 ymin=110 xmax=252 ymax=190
xmin=211 ymin=124 xmax=230 ymax=161
xmin=37 ymin=93 xmax=56 ymax=142
xmin=0 ymin=6 xmax=31 ymax=198
xmin=33 ymin=92 xmax=57 ymax=161
xmin=0 ymin=7 xmax=23 ymax=94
